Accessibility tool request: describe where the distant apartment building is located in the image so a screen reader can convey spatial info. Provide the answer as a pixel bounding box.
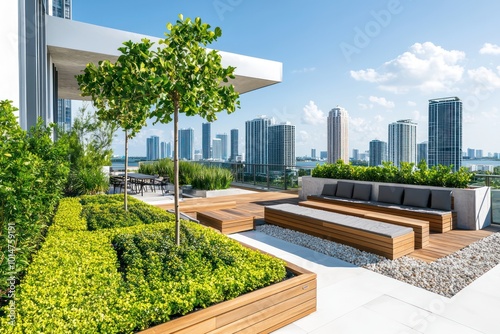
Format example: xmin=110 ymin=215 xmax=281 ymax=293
xmin=369 ymin=140 xmax=387 ymax=166
xmin=320 ymin=151 xmax=328 ymax=160
xmin=146 ymin=135 xmax=159 ymax=161
xmin=352 ymin=149 xmax=359 ymax=161
xmin=388 ymin=119 xmax=417 ymax=167
xmin=428 ymin=97 xmax=462 ymax=172
xmin=476 ymin=149 xmax=483 ymax=159
xmin=311 ymin=148 xmax=316 ymax=159
xmin=212 ymin=138 xmax=222 ymax=160
xmin=327 ymin=106 xmax=349 ymax=163
xmin=178 ymin=128 xmax=194 ymax=160
xmin=216 ymin=133 xmax=228 ymax=161
xmin=417 ymin=141 xmax=428 ymax=164
xmin=202 ymin=122 xmax=211 ymax=160
xmin=230 ymin=129 xmax=239 ymax=161
xmin=467 ymin=148 xmax=476 ymax=159
xmin=245 ymin=116 xmax=273 ymax=174
xmin=52 ymin=0 xmax=72 ymax=131
xmin=160 ymin=141 xmax=167 ymax=159
xmin=268 ymin=122 xmax=295 ymax=171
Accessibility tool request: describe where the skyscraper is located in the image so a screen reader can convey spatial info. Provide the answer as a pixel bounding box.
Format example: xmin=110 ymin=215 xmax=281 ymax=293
xmin=230 ymin=129 xmax=239 ymax=161
xmin=352 ymin=149 xmax=359 ymax=161
xmin=467 ymin=148 xmax=475 ymax=159
xmin=178 ymin=128 xmax=194 ymax=160
xmin=52 ymin=0 xmax=72 ymax=131
xmin=311 ymin=149 xmax=316 ymax=159
xmin=369 ymin=140 xmax=387 ymax=166
xmin=428 ymin=97 xmax=462 ymax=171
xmin=417 ymin=141 xmax=428 ymax=164
xmin=388 ymin=119 xmax=417 ymax=167
xmin=268 ymin=122 xmax=295 ymax=171
xmin=146 ymin=136 xmax=159 ymax=161
xmin=245 ymin=116 xmax=273 ymax=174
xmin=202 ymin=122 xmax=211 ymax=160
xmin=216 ymin=133 xmax=228 ymax=161
xmin=160 ymin=141 xmax=167 ymax=159
xmin=327 ymin=106 xmax=349 ymax=163
xmin=166 ymin=142 xmax=171 ymax=159
xmin=212 ymin=138 xmax=222 ymax=160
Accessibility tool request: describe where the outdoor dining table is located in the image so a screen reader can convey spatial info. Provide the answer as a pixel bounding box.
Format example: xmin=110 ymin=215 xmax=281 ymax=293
xmin=123 ymin=173 xmax=158 ymax=196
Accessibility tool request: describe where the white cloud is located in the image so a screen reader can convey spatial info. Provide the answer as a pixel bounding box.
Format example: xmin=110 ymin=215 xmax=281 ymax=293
xmin=358 ymin=103 xmax=371 ymax=110
xmin=292 ymin=67 xmax=316 ymax=74
xmin=407 ymin=101 xmax=417 ymax=107
xmin=301 ymin=100 xmax=326 ymax=125
xmin=350 ymin=42 xmax=465 ymax=94
xmin=479 ymin=43 xmax=500 ymax=55
xmin=298 ymin=130 xmax=310 ymax=143
xmin=368 ymin=96 xmax=395 ymax=109
xmin=467 ymin=66 xmax=500 ymax=91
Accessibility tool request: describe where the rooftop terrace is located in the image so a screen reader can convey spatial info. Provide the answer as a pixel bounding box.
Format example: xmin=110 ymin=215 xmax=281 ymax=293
xmin=134 ymin=188 xmax=500 ymax=333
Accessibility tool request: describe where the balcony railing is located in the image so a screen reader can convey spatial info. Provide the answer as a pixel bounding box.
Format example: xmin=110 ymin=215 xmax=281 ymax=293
xmin=471 ymin=174 xmax=500 ymax=224
xmin=194 ymin=161 xmax=305 ymax=190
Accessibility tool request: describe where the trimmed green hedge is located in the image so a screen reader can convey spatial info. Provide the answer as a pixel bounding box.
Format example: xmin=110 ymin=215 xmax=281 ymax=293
xmin=312 ymin=160 xmax=473 ymax=188
xmin=0 ymin=196 xmax=287 ymax=333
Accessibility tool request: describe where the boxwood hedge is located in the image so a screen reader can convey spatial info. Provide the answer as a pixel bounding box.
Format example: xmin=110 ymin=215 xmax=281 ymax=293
xmin=0 ymin=196 xmax=287 ymax=333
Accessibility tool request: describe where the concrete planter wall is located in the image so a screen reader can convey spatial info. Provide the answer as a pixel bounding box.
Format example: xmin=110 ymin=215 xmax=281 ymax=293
xmin=300 ymin=176 xmax=491 ymax=230
xmin=183 ymin=187 xmax=236 ymax=198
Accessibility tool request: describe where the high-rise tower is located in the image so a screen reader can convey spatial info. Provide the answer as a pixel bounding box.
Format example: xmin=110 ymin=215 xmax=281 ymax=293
xmin=216 ymin=133 xmax=228 ymax=161
xmin=388 ymin=120 xmax=417 ymax=167
xmin=230 ymin=129 xmax=239 ymax=161
xmin=178 ymin=128 xmax=194 ymax=160
xmin=245 ymin=116 xmax=273 ymax=174
xmin=327 ymin=106 xmax=349 ymax=163
xmin=202 ymin=122 xmax=211 ymax=160
xmin=369 ymin=140 xmax=387 ymax=166
xmin=428 ymin=97 xmax=462 ymax=171
xmin=268 ymin=123 xmax=295 ymax=170
xmin=146 ymin=136 xmax=159 ymax=161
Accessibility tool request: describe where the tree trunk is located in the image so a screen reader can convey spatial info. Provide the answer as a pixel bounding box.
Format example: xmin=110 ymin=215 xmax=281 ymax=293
xmin=124 ymin=130 xmax=128 ymax=211
xmin=174 ymin=107 xmax=180 ymax=246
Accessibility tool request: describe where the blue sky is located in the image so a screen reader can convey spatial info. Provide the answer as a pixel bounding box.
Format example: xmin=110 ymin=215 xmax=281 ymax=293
xmin=72 ymin=0 xmax=500 ymax=157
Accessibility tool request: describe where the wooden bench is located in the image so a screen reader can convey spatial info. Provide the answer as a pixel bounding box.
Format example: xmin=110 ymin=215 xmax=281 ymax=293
xmin=265 ymin=204 xmax=414 ymax=260
xmin=308 ymin=195 xmax=456 ymax=233
xmin=299 ymin=200 xmax=429 ymax=249
xmin=197 ymin=209 xmax=255 ymax=234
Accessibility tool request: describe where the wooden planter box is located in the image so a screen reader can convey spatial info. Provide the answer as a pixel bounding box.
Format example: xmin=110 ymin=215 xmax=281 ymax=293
xmin=139 ymin=262 xmax=317 ymax=334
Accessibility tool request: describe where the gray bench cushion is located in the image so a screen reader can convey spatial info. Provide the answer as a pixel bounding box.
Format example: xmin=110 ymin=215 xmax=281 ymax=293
xmin=378 ymin=185 xmax=404 ymax=205
xmin=352 ymin=183 xmax=372 ymax=201
xmin=268 ymin=203 xmax=413 ymax=238
xmin=336 ymin=181 xmax=354 ymax=199
xmin=403 ymin=188 xmax=430 ymax=208
xmin=431 ymin=189 xmax=452 ymax=211
xmin=321 ymin=183 xmax=337 ymax=196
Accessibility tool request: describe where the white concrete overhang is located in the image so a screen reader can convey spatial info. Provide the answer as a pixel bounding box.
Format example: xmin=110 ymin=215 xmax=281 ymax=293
xmin=46 ymin=16 xmax=282 ymax=101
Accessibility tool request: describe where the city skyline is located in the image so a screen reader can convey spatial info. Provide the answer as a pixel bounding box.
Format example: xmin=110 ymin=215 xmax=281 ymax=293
xmin=71 ymin=1 xmax=500 ymax=157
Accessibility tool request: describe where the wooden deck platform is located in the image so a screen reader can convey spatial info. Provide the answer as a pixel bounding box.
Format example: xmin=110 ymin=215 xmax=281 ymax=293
xmin=155 ymin=189 xmax=500 ymax=263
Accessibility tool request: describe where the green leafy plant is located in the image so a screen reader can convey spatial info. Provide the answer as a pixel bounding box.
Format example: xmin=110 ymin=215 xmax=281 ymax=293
xmin=0 ymin=100 xmax=69 ymax=307
xmin=1 ymin=196 xmax=287 ymax=333
xmin=312 ymin=160 xmax=473 ymax=188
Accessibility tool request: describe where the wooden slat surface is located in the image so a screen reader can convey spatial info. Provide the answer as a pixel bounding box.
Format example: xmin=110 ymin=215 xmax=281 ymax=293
xmin=299 ymin=200 xmax=430 ymax=249
xmin=153 ymin=188 xmax=499 ymax=263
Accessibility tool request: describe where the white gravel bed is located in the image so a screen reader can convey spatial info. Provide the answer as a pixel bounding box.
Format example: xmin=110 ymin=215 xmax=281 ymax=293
xmin=257 ymin=224 xmax=500 ymax=297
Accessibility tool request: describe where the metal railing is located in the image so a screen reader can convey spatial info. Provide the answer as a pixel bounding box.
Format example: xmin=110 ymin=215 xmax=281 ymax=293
xmin=194 ymin=161 xmax=310 ymax=190
xmin=471 ymin=174 xmax=500 ymax=224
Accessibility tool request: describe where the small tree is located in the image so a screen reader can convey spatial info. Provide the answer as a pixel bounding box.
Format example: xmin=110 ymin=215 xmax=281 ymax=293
xmin=150 ymin=15 xmax=240 ymax=245
xmin=77 ymin=40 xmax=157 ymax=210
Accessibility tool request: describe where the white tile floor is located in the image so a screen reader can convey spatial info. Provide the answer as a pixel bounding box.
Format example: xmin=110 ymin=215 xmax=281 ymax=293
xmin=229 ymin=231 xmax=500 ymax=334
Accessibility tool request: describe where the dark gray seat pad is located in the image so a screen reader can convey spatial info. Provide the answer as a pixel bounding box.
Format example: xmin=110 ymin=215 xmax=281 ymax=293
xmin=267 ymin=203 xmax=413 ymax=238
xmin=311 ymin=195 xmax=451 ymax=216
